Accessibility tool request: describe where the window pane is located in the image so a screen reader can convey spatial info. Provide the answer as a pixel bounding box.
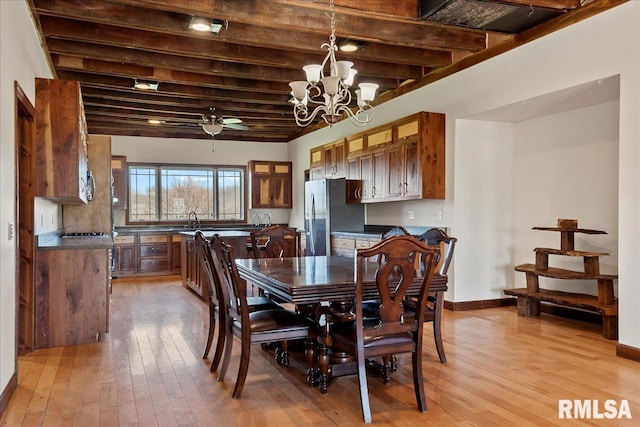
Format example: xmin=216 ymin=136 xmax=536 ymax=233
xmin=160 ymin=168 xmax=215 ymax=221
xmin=218 ymin=169 xmax=244 ymax=220
xmin=127 ymin=164 xmax=245 ymax=222
xmin=129 ymin=167 xmax=157 ymax=222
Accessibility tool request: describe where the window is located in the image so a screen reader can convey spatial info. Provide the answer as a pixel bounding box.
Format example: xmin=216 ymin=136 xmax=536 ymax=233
xmin=128 ymin=164 xmax=245 ymax=223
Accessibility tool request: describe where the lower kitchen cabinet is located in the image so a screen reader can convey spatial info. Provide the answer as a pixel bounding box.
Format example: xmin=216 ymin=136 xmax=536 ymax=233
xmin=113 ymin=234 xmax=135 ymax=275
xmin=138 ymin=233 xmax=170 ymax=273
xmin=181 ymin=234 xmax=204 ymax=297
xmin=330 ymin=233 xmax=380 ymax=257
xmin=35 ymin=248 xmax=109 ymax=348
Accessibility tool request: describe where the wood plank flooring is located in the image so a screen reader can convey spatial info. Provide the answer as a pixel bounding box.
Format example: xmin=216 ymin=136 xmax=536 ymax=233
xmin=2 ymin=276 xmax=638 ymax=426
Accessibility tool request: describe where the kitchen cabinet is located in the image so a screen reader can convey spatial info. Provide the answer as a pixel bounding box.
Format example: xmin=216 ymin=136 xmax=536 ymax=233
xmin=309 ymin=146 xmax=324 ymax=181
xmin=35 ymin=248 xmax=109 ymax=348
xmin=330 ymin=233 xmax=380 ymax=257
xmin=35 ymin=78 xmax=90 ymax=204
xmin=111 ymin=155 xmax=127 ymax=209
xmin=182 ymin=235 xmax=204 ymax=297
xmin=113 ymin=234 xmax=136 ymax=275
xmin=172 ymin=233 xmax=182 ymax=273
xmin=249 ymin=161 xmax=292 ymax=208
xmin=138 ymin=233 xmax=171 ymax=274
xmin=323 ymin=139 xmax=346 ymax=178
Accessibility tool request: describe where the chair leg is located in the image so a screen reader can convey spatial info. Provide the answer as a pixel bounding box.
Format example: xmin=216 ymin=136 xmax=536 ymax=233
xmin=202 ymin=304 xmax=215 ymax=359
xmin=357 ymin=351 xmax=372 ymax=424
xmin=232 ymin=335 xmax=251 ymax=399
xmin=217 ymin=321 xmax=234 ymax=381
xmin=210 ymin=310 xmax=226 ymax=373
xmin=433 ymin=292 xmax=447 ymax=363
xmin=276 ymin=340 xmax=290 ymax=367
xmin=412 ymin=351 xmax=427 ymax=412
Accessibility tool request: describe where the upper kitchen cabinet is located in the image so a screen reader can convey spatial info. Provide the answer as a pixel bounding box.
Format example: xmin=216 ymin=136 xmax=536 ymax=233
xmin=35 ymin=78 xmax=90 ymax=204
xmin=248 ymin=161 xmax=292 ymax=209
xmin=309 ymin=146 xmax=324 ymax=181
xmin=323 ymin=139 xmax=346 ymax=178
xmin=111 ymin=155 xmax=127 ymax=209
xmin=342 ymin=111 xmax=445 ymax=203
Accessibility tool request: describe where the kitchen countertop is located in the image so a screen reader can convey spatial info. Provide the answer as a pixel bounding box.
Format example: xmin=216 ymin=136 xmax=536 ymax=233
xmin=178 ymin=230 xmax=251 ymax=238
xmin=37 ymin=232 xmax=114 ymax=250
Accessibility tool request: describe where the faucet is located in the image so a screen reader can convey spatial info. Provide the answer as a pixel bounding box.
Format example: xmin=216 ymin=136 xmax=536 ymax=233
xmin=187 ymin=210 xmax=201 ymax=229
xmin=260 ymin=213 xmax=271 ymax=227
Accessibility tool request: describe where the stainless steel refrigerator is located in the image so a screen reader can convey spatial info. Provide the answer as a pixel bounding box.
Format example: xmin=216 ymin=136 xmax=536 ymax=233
xmin=304 ymin=178 xmax=365 ymax=256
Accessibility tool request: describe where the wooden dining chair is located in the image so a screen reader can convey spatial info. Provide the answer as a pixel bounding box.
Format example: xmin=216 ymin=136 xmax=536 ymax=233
xmin=330 ymin=235 xmax=439 ymax=424
xmin=250 ymin=224 xmax=299 ymax=259
xmin=193 ymin=231 xmax=283 ymax=373
xmin=193 ymin=231 xmax=227 ymax=371
xmin=404 ymin=228 xmax=457 ymax=363
xmin=211 ymin=234 xmax=313 ymax=399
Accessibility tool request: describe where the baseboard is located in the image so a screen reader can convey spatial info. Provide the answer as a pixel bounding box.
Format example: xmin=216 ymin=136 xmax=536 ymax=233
xmin=444 ymin=297 xmax=516 ymax=311
xmin=0 ymin=372 xmax=17 ymax=417
xmin=616 ymin=343 xmax=640 ymax=362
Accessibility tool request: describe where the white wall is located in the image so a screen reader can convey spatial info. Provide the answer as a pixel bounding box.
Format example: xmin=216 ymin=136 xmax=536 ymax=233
xmin=287 ymin=3 xmax=640 ymax=348
xmin=111 ymin=136 xmax=292 ymax=225
xmin=0 ymin=0 xmax=53 ymax=394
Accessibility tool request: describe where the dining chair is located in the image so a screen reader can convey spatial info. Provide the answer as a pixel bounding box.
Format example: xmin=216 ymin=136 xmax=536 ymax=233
xmin=211 ymin=234 xmax=314 ymax=399
xmin=329 ymin=235 xmax=440 ymax=424
xmin=193 ymin=231 xmax=283 ymax=373
xmin=404 ymin=228 xmax=457 ymax=363
xmin=250 ymin=224 xmax=299 ymax=259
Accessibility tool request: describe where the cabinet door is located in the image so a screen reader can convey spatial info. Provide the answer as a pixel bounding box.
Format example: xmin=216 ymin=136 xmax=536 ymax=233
xmin=359 ymin=153 xmax=373 ymax=200
xmin=271 ymin=162 xmax=292 ymax=208
xmin=403 ymin=139 xmax=422 ymax=198
xmin=111 ymin=156 xmax=127 ymax=209
xmin=115 ymin=245 xmax=136 ymax=273
xmin=371 ymin=150 xmax=387 ymax=200
xmin=386 ymin=143 xmax=404 ymax=199
xmin=323 ymin=140 xmax=346 ymax=178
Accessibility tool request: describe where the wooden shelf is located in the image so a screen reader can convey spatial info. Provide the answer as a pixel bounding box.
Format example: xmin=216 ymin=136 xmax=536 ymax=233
xmin=514 ymin=263 xmax=618 ymax=281
xmin=510 ymin=218 xmax=617 ymax=339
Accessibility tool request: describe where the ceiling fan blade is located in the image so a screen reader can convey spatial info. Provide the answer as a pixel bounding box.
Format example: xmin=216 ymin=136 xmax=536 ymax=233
xmin=223 ymin=123 xmax=249 ymax=131
xmin=221 ymin=118 xmax=243 ymax=124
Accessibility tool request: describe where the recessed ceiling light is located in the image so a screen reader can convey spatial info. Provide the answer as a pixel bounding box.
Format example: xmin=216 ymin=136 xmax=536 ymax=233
xmin=339 ymin=39 xmax=366 ymax=53
xmin=189 ymin=16 xmax=227 ymax=34
xmin=134 ymin=79 xmax=159 ymax=91
xmin=148 ymin=119 xmax=165 ymax=125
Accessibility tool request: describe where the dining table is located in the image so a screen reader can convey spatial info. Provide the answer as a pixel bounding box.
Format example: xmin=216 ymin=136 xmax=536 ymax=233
xmin=235 ymin=255 xmax=448 ymax=393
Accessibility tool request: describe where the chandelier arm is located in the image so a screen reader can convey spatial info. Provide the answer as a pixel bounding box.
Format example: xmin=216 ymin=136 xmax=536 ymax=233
xmin=293 ymin=103 xmax=329 ymax=127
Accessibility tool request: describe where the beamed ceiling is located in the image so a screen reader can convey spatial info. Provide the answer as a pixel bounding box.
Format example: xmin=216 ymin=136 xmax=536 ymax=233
xmin=29 ymin=0 xmax=626 ymax=143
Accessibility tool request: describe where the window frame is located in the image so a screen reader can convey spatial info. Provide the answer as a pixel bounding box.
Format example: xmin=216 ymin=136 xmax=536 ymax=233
xmin=125 ymin=162 xmax=247 ymax=226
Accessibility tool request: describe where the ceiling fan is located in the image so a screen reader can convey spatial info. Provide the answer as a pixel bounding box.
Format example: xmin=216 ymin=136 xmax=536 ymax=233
xmin=201 ymin=110 xmax=249 ymax=136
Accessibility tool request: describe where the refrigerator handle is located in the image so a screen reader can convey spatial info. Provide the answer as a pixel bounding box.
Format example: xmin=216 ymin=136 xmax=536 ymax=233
xmin=309 ymin=194 xmax=316 ymax=255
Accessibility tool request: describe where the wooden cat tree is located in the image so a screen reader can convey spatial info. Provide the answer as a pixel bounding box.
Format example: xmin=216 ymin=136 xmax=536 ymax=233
xmin=505 ymin=218 xmax=618 ymax=339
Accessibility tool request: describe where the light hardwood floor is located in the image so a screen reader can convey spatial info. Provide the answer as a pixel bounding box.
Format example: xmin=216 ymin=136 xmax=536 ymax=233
xmin=2 ymin=276 xmax=638 ymax=426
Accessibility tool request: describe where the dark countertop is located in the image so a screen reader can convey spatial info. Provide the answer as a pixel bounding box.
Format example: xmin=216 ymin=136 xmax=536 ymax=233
xmin=37 ymin=232 xmax=113 ymax=250
xmin=115 ymin=225 xmax=264 ymax=234
xmin=178 ymin=230 xmax=251 ymax=238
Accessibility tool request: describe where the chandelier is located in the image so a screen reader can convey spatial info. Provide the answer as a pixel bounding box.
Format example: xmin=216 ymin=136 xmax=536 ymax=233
xmin=288 ymin=0 xmax=378 ymax=127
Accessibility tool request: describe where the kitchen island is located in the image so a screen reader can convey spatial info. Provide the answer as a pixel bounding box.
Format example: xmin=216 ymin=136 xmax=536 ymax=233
xmin=34 ymin=232 xmax=113 ymax=348
xmin=179 ymin=230 xmax=252 ymax=298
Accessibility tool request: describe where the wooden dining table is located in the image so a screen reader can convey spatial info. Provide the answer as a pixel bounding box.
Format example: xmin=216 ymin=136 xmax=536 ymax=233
xmin=236 ymin=255 xmax=448 ymax=393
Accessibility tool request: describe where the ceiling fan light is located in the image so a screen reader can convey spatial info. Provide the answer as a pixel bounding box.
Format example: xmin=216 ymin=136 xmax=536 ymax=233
xmin=202 ymin=122 xmax=223 ymax=136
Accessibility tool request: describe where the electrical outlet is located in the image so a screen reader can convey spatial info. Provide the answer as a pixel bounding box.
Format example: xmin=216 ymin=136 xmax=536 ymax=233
xmin=8 ymin=223 xmax=14 ymax=240
xmin=437 ymin=211 xmax=443 ymax=220
xmin=41 ymin=213 xmax=44 ymax=227
xmin=407 ymin=210 xmax=414 ymax=220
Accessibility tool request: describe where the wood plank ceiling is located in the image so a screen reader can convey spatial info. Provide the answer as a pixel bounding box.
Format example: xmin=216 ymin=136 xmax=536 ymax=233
xmin=29 ymin=0 xmax=626 ymax=142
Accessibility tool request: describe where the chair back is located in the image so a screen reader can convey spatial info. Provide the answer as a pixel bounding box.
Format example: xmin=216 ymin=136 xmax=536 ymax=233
xmin=356 ymin=235 xmax=439 ymax=336
xmin=382 ymin=226 xmax=410 ymax=239
xmin=416 ymin=228 xmax=457 ymax=276
xmin=210 ymin=234 xmax=248 ymax=324
xmin=193 ymin=231 xmax=223 ymax=308
xmin=250 ymin=224 xmax=299 ymax=258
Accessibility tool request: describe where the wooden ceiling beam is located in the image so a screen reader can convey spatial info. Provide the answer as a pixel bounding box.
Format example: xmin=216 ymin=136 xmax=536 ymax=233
xmin=100 ymin=0 xmax=487 ymax=51
xmin=39 ymin=16 xmax=423 ymax=80
xmin=34 ymin=0 xmax=452 ymax=67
